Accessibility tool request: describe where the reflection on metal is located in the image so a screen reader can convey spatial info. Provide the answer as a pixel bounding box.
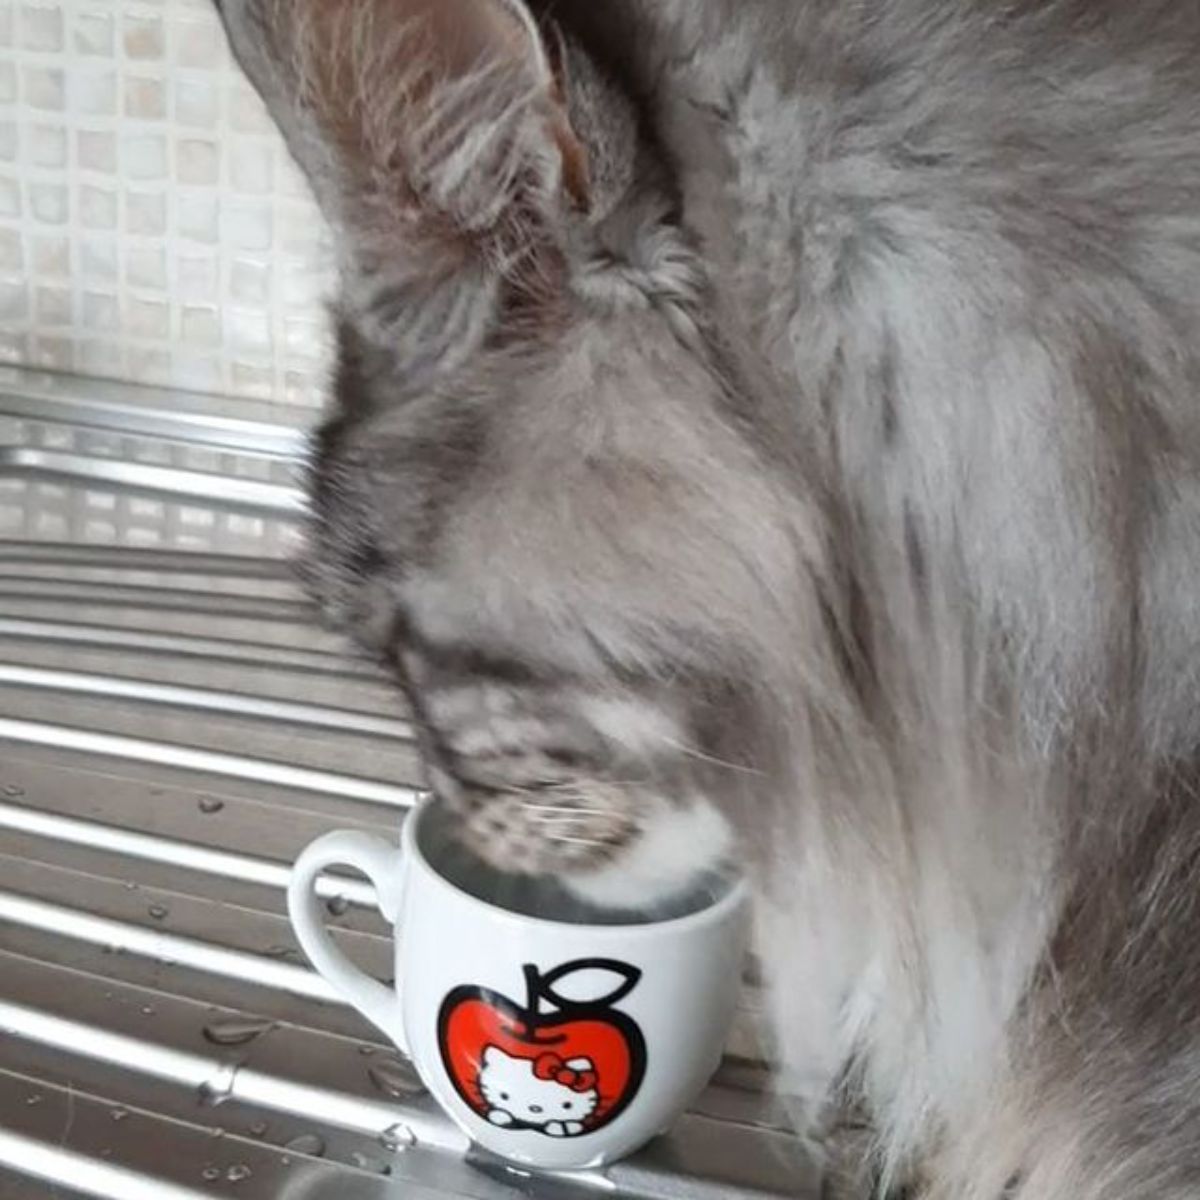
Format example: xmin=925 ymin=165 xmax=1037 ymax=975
xmin=0 ymin=617 xmax=377 ymax=674
xmin=0 ymin=664 xmax=412 ymax=739
xmin=0 ymin=718 xmax=422 ymax=808
xmin=0 ymin=376 xmax=308 ymax=459
xmin=0 ymin=1001 xmax=467 ymax=1154
xmin=0 ymin=448 xmax=306 ymax=515
xmin=0 ymin=1130 xmax=215 ymax=1200
xmin=0 ymin=804 xmax=378 ymax=907
xmin=0 ymin=892 xmax=337 ymax=1001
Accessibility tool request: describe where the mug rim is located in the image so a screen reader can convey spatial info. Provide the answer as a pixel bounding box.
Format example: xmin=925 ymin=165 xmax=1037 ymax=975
xmin=402 ymin=796 xmax=749 ymax=936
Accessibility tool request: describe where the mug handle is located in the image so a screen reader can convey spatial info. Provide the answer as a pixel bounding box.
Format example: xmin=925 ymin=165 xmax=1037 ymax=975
xmin=287 ymin=830 xmax=409 ymax=1054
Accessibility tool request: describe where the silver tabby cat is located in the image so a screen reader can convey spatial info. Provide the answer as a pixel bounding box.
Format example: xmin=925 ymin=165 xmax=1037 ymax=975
xmin=213 ymin=1 xmax=1200 ymax=1195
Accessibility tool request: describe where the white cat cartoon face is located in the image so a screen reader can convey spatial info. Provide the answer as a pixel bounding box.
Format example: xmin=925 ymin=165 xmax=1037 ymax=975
xmin=477 ymin=1045 xmax=600 ymax=1137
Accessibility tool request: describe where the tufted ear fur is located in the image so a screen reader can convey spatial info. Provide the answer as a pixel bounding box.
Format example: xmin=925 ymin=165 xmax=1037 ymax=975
xmin=216 ymin=0 xmax=603 ymax=377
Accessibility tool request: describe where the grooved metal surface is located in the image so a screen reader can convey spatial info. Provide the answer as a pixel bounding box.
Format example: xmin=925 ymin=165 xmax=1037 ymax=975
xmin=0 ymin=372 xmax=820 ymax=1199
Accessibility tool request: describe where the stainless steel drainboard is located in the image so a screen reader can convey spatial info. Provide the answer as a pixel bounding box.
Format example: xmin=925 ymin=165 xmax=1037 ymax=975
xmin=0 ymin=369 xmax=820 ymax=1199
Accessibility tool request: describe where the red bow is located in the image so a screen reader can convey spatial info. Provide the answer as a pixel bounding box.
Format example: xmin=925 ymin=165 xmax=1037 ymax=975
xmin=533 ymin=1052 xmax=597 ymax=1093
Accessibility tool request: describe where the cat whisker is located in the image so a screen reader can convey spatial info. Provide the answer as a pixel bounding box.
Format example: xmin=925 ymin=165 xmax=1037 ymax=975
xmin=653 ymin=734 xmax=766 ymax=777
xmin=540 ymin=832 xmax=614 ymax=848
xmin=515 ymin=800 xmax=613 ymax=815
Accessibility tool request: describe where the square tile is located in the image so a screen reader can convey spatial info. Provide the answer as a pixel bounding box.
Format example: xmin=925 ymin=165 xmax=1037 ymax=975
xmin=177 ymin=192 xmax=217 ymax=242
xmin=71 ymin=69 xmax=116 ymax=115
xmin=126 ymin=295 xmax=169 ymax=338
xmin=72 ymin=11 xmax=112 ymax=55
xmin=228 ymin=83 xmax=272 ymax=133
xmin=82 ymin=290 xmax=118 ymax=331
xmin=0 ymin=176 xmax=19 ymax=217
xmin=176 ymin=137 xmax=218 ymax=185
xmin=80 ymin=237 xmax=117 ymax=281
xmin=123 ymin=14 xmax=164 ymax=60
xmin=28 ymin=181 xmax=67 ymax=223
xmin=174 ymin=77 xmax=217 ymax=128
xmin=223 ymin=203 xmax=272 ymax=251
xmin=35 ymin=284 xmax=71 ymax=325
xmin=0 ymin=279 xmax=26 ymax=321
xmin=176 ymin=254 xmax=216 ymax=300
xmin=20 ymin=3 xmax=63 ymax=52
xmin=228 ymin=309 xmax=271 ymax=354
xmin=180 ymin=304 xmax=219 ymax=345
xmin=122 ymin=133 xmax=166 ymax=179
xmin=76 ymin=339 xmax=122 ymax=377
xmin=126 ymin=245 xmax=165 ymax=290
xmin=29 ymin=124 xmax=65 ymax=167
xmin=23 ymin=64 xmax=64 ymax=109
xmin=125 ymin=76 xmax=166 ymax=120
xmin=125 ymin=190 xmax=165 ymax=235
xmin=30 ymin=234 xmax=66 ymax=276
xmin=79 ymin=182 xmax=117 ymax=229
xmin=77 ymin=130 xmax=116 ymax=172
xmin=174 ymin=17 xmax=219 ymax=68
xmin=230 ymin=141 xmax=272 ymax=193
xmin=0 ymin=228 xmax=21 ymax=271
xmin=0 ymin=332 xmax=29 ymax=364
xmin=230 ymin=258 xmax=269 ymax=305
xmin=31 ymin=335 xmax=74 ymax=370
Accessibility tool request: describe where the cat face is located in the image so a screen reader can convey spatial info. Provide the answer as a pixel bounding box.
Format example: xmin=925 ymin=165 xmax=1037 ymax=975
xmin=478 ymin=1045 xmax=599 ymax=1133
xmin=215 ymin=0 xmax=814 ymax=907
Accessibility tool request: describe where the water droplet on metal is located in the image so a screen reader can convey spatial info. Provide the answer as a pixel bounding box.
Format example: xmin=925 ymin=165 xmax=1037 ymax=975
xmin=141 ymin=1005 xmax=155 ymax=1016
xmin=198 ymin=1062 xmax=239 ymax=1107
xmin=283 ymin=1133 xmax=325 ymax=1157
xmin=358 ymin=1044 xmax=376 ymax=1056
xmin=201 ymin=1167 xmax=221 ymax=1182
xmin=225 ymin=1164 xmax=252 ymax=1183
xmin=264 ymin=945 xmax=300 ymax=962
xmin=203 ymin=1016 xmax=274 ymax=1046
xmin=379 ymin=1123 xmax=415 ymax=1153
xmin=25 ymin=1094 xmax=42 ymax=1107
xmin=198 ymin=797 xmax=225 ymax=814
xmin=3 ymin=784 xmax=24 ymax=797
xmin=123 ymin=881 xmax=138 ymax=891
xmin=148 ymin=903 xmax=169 ymax=920
xmin=350 ymin=1151 xmax=391 ymax=1175
xmin=110 ymin=1107 xmax=129 ymax=1122
xmin=249 ymin=1120 xmax=269 ymax=1137
xmin=367 ymin=1059 xmax=425 ymax=1099
xmin=325 ymin=894 xmax=350 ymax=917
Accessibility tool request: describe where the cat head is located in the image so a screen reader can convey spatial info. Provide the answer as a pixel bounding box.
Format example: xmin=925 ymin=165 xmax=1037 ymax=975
xmin=214 ymin=1 xmax=821 ymax=903
xmin=478 ymin=1045 xmax=600 ymax=1127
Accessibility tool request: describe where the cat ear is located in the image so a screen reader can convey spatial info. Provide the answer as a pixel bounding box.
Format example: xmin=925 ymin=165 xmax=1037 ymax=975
xmin=217 ymin=0 xmax=590 ymax=367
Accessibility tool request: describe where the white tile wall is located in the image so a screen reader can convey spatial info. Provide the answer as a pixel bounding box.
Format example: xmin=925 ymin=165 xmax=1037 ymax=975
xmin=0 ymin=0 xmax=336 ymax=409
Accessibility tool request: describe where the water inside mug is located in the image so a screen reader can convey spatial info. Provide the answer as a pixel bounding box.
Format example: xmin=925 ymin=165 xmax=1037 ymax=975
xmin=416 ymin=801 xmax=735 ymax=926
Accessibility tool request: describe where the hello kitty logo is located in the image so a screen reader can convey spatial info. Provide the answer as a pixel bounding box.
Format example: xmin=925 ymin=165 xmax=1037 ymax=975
xmin=478 ymin=1045 xmax=600 ymax=1137
xmin=437 ymin=959 xmax=647 ymax=1138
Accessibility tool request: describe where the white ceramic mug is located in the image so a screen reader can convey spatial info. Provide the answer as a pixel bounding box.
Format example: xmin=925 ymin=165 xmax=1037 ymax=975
xmin=287 ymin=798 xmax=749 ymax=1170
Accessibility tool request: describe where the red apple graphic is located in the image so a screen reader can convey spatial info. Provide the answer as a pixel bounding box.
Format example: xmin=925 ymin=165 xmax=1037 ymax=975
xmin=437 ymin=958 xmax=647 ymax=1136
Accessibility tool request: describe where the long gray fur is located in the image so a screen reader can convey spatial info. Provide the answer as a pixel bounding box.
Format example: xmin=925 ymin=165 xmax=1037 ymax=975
xmin=212 ymin=1 xmax=1200 ymax=1195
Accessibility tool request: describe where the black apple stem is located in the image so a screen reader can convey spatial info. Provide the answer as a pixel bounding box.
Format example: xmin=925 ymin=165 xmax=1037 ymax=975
xmin=522 ymin=963 xmax=543 ymax=1018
